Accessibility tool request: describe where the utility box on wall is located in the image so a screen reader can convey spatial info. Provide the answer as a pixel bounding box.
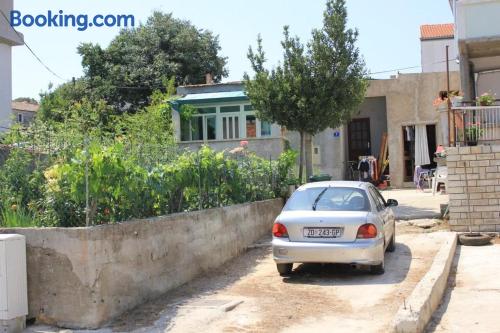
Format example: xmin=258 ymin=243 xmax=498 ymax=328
xmin=0 ymin=234 xmax=28 ymax=333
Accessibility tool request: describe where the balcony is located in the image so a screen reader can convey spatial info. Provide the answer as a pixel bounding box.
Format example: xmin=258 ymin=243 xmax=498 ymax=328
xmin=452 ymin=105 xmax=500 ymax=145
xmin=456 ymin=0 xmax=500 ymax=40
xmin=455 ymin=0 xmax=500 ymax=69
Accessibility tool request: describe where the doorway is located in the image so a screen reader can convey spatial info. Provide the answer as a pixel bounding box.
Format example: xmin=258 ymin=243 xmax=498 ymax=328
xmin=348 ymin=118 xmax=371 ymax=161
xmin=402 ymin=124 xmax=437 ymax=182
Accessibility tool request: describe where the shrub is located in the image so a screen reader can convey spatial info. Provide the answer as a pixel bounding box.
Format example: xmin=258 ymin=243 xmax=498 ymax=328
xmin=41 ymin=144 xmax=296 ymax=227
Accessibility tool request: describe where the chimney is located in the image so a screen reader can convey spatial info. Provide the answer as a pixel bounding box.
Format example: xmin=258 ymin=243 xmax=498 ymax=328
xmin=205 ymin=73 xmax=214 ymax=85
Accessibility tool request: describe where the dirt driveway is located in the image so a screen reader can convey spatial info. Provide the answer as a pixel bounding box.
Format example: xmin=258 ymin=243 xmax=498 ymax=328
xmin=51 ymin=230 xmax=444 ymax=333
xmin=26 ymin=230 xmax=449 ymax=333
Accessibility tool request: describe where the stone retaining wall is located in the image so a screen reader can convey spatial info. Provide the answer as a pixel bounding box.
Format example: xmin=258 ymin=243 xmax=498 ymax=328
xmin=446 ymin=145 xmax=500 ymax=232
xmin=0 ymin=199 xmax=283 ymax=329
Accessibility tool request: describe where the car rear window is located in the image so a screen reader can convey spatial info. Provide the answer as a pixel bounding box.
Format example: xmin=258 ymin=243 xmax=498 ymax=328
xmin=284 ymin=187 xmax=370 ymax=212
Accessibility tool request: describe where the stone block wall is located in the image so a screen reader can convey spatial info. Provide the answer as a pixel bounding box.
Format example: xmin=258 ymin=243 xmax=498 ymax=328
xmin=446 ymin=145 xmax=500 ymax=232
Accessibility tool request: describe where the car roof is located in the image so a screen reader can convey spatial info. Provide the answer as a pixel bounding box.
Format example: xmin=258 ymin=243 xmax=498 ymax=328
xmin=298 ymin=181 xmax=371 ymax=190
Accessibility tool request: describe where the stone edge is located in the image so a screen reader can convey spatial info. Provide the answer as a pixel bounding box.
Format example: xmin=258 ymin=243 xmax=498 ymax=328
xmin=391 ymin=232 xmax=458 ymax=333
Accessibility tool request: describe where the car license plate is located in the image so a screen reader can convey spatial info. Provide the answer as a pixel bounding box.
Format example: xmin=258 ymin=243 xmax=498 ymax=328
xmin=303 ymin=227 xmax=343 ymax=238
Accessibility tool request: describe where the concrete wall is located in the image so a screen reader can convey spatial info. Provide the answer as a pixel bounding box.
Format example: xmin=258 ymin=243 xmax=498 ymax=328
xmin=11 ymin=110 xmax=36 ymax=127
xmin=366 ymin=72 xmax=461 ymax=187
xmin=178 ymin=137 xmax=284 ymax=160
xmin=0 ymin=199 xmax=283 ymax=329
xmin=285 ymin=73 xmax=460 ymax=186
xmin=285 ymin=98 xmax=387 ymax=181
xmin=447 ymin=145 xmax=500 ymax=232
xmin=421 ymin=38 xmax=459 ymax=73
xmin=352 ymin=96 xmax=388 ymax=159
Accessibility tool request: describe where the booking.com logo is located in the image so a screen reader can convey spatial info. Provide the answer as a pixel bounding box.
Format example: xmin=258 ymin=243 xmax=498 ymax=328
xmin=10 ymin=10 xmax=135 ymax=31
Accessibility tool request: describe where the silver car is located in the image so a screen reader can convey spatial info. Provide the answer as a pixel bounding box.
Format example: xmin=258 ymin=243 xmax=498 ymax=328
xmin=272 ymin=181 xmax=398 ymax=276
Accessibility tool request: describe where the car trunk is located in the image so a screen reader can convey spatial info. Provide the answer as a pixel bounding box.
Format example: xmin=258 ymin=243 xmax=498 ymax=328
xmin=278 ymin=210 xmax=369 ymax=243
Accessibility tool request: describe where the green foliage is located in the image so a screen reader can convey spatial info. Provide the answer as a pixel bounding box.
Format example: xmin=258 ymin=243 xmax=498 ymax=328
xmin=0 ymin=205 xmax=39 ymax=228
xmin=70 ymin=11 xmax=227 ymax=112
xmin=0 ymin=149 xmax=46 ymax=227
xmin=476 ymin=92 xmax=495 ymax=106
xmin=41 ymin=144 xmax=295 ymax=227
xmin=0 ymin=149 xmax=43 ymax=208
xmin=244 ymin=0 xmax=367 ymax=179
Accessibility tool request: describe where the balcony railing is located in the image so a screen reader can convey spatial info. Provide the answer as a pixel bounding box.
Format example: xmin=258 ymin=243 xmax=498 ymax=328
xmin=452 ymin=106 xmax=500 ymax=146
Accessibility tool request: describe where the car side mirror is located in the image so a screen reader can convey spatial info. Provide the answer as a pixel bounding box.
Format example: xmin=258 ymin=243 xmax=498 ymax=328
xmin=386 ymin=199 xmax=398 ymax=207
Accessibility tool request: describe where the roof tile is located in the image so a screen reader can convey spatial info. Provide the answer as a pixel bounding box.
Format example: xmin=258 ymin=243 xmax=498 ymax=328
xmin=420 ymin=23 xmax=454 ymax=40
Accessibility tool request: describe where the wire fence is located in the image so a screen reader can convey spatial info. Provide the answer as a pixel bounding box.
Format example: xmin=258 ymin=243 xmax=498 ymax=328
xmin=0 ymin=130 xmax=292 ymax=228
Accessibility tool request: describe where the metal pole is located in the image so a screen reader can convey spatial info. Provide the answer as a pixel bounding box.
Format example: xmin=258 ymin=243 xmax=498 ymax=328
xmin=446 ymin=45 xmax=452 ymax=147
xmin=85 ymin=137 xmax=90 ymax=227
xmin=198 ymin=149 xmax=202 ymax=211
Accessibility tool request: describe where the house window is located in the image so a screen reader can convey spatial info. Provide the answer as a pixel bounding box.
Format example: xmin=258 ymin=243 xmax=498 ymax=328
xmin=260 ymin=121 xmax=271 ymax=137
xmin=180 ymin=115 xmax=217 ymax=141
xmin=179 ymin=103 xmax=275 ymax=142
xmin=222 ymin=116 xmax=240 ymax=139
xmin=17 ymin=113 xmax=23 ymax=123
xmin=206 ymin=116 xmax=216 ymax=140
xmin=220 ymin=105 xmax=240 ymax=113
xmin=180 ymin=118 xmax=191 ymax=141
xmin=191 ymin=116 xmax=203 ymax=141
xmin=246 ymin=115 xmax=256 ymax=138
xmin=197 ymin=107 xmax=216 ymax=114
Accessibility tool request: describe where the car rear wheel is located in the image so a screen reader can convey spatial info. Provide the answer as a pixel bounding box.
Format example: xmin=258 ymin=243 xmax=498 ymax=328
xmin=277 ymin=263 xmax=293 ymax=276
xmin=387 ymin=233 xmax=396 ymax=252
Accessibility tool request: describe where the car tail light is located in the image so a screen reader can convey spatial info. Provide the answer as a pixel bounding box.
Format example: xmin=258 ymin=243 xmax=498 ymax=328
xmin=356 ymin=223 xmax=378 ymax=239
xmin=272 ymin=222 xmax=289 ymax=238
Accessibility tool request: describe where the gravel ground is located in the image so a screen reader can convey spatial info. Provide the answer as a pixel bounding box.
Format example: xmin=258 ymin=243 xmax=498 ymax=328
xmin=26 ymin=229 xmax=451 ymax=333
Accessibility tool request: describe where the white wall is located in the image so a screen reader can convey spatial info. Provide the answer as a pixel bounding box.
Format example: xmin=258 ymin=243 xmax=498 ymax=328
xmin=456 ymin=0 xmax=500 ymax=40
xmin=0 ymin=44 xmax=12 ymax=132
xmin=421 ymin=38 xmax=459 ymax=73
xmin=0 ymin=0 xmax=23 ymax=133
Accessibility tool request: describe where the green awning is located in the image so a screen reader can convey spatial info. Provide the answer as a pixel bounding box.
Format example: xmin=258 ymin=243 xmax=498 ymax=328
xmin=171 ymin=91 xmax=249 ymax=110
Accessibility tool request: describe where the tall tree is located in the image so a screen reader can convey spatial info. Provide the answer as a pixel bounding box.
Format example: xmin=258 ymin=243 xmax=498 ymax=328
xmin=43 ymin=12 xmax=228 ymax=115
xmin=245 ymin=0 xmax=367 ymax=181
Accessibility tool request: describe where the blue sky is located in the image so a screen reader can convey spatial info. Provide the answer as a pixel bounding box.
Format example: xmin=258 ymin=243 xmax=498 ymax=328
xmin=11 ymin=0 xmax=454 ymax=99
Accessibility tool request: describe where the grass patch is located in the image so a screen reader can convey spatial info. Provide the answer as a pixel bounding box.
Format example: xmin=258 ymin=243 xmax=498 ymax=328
xmin=0 ymin=205 xmax=38 ymax=228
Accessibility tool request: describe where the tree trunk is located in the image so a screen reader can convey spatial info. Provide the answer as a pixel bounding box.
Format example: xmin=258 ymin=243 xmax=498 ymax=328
xmin=304 ymin=132 xmax=313 ymax=180
xmin=298 ymin=131 xmax=304 ymax=183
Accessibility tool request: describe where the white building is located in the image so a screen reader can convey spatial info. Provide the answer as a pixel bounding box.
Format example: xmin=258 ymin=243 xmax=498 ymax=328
xmin=0 ymin=0 xmax=23 ymax=132
xmin=450 ymin=0 xmax=500 ymax=100
xmin=421 ymin=23 xmax=459 ymax=73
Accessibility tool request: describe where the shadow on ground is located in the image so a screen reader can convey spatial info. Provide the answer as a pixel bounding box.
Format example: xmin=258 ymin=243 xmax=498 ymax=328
xmin=282 ymin=242 xmax=412 ymax=286
xmin=393 ymin=204 xmax=441 ymax=220
xmin=107 ymin=244 xmax=273 ymax=332
xmin=425 ymin=245 xmax=461 ymax=333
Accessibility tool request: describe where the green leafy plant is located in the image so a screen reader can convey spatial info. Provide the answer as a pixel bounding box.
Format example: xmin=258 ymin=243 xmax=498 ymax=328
xmin=465 ymin=123 xmax=484 ymax=142
xmin=0 ymin=205 xmax=38 ymax=228
xmin=41 ymin=143 xmax=296 ymax=227
xmin=476 ymin=92 xmax=495 ymax=106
